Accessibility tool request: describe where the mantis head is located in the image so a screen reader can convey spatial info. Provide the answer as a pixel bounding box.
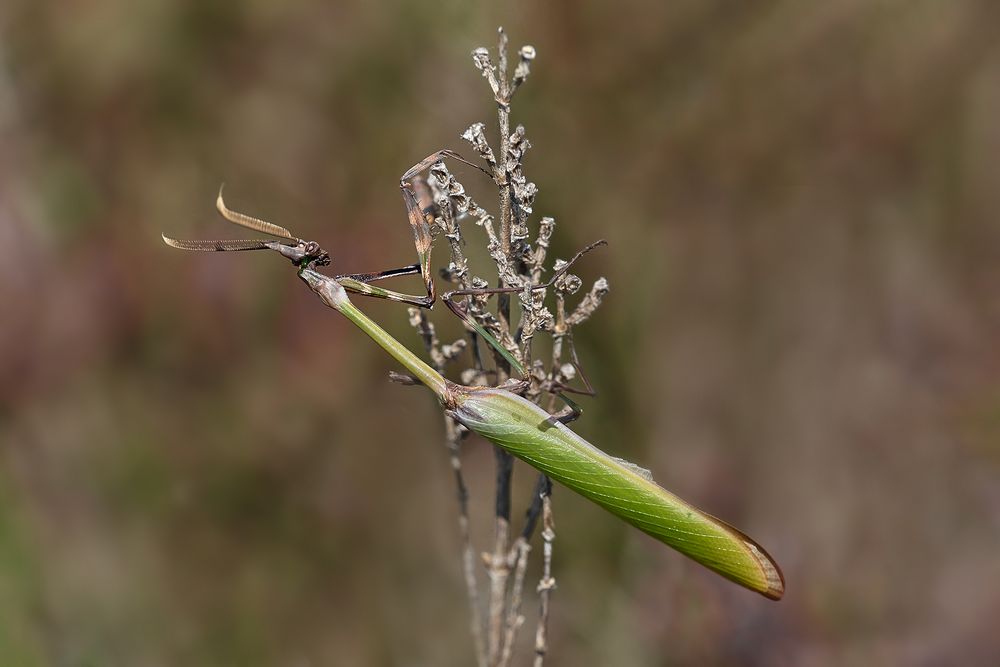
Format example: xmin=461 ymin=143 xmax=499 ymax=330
xmin=161 ymin=186 xmax=331 ymax=270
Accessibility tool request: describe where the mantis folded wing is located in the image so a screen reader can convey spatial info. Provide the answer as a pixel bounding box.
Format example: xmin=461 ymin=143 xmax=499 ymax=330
xmin=163 ymin=154 xmax=784 ymax=600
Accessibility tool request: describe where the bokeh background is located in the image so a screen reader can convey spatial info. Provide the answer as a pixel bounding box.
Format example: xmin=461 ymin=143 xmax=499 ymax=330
xmin=2 ymin=1 xmax=999 ymax=665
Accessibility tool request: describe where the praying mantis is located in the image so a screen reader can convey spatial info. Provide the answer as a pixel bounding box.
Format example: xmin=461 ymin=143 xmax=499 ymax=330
xmin=163 ymin=151 xmax=784 ymax=600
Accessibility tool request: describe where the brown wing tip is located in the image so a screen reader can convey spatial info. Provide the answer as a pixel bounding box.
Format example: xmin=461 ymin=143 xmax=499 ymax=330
xmin=744 ymin=540 xmax=785 ymax=600
xmin=162 ymin=233 xmax=183 ymax=248
xmin=215 ymin=184 xmax=228 ymax=217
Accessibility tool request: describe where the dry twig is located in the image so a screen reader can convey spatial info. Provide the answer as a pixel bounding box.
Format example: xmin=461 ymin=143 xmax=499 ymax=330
xmin=409 ymin=27 xmax=609 ymax=666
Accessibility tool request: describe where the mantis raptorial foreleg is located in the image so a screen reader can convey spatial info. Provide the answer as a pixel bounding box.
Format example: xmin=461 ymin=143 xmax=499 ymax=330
xmin=349 ymin=151 xmax=602 ymax=423
xmin=331 ymin=150 xmax=495 ymax=308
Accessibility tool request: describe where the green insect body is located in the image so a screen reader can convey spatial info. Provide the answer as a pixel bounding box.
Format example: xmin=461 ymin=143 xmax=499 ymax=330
xmin=450 ymin=386 xmax=784 ymax=600
xmin=304 ymin=273 xmax=783 ymax=600
xmin=165 ymin=177 xmax=786 ymax=602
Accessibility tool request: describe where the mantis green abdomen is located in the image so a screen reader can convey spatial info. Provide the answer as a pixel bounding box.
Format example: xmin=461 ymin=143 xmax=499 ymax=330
xmin=450 ymin=386 xmax=785 ymax=600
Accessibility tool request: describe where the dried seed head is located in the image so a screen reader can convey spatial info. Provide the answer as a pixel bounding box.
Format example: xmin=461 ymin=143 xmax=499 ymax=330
xmin=512 ymin=45 xmax=536 ymax=94
xmin=553 ymin=261 xmax=583 ymax=295
xmin=511 ymin=222 xmax=529 ymax=242
xmin=511 ymin=178 xmax=537 ymax=215
xmin=462 ymin=122 xmax=497 ymax=170
xmin=506 ymin=125 xmax=531 ymax=170
xmin=441 ymin=339 xmax=468 ymax=361
xmin=472 ymin=47 xmax=491 ymax=67
xmin=471 ymin=47 xmax=500 ymax=96
xmin=567 ymin=277 xmax=610 ymax=326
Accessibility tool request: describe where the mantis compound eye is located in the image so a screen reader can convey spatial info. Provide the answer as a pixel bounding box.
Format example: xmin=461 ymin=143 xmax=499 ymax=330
xmin=300 ymin=241 xmax=330 ymax=266
xmin=302 ymin=241 xmax=330 ymax=266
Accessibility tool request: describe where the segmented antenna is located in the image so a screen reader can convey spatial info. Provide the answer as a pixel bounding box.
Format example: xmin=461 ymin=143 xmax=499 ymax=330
xmin=216 ymin=186 xmax=297 ymax=241
xmin=161 ymin=235 xmax=273 ymax=252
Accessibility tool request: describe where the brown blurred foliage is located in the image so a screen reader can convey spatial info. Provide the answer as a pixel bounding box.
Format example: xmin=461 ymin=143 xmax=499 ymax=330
xmin=1 ymin=1 xmax=999 ymax=665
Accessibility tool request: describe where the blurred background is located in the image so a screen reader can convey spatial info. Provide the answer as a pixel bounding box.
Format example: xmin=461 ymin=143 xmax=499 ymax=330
xmin=1 ymin=1 xmax=999 ymax=665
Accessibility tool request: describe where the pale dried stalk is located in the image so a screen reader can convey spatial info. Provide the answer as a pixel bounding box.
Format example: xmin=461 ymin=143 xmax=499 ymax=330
xmin=408 ymin=309 xmax=486 ymax=667
xmin=498 ymin=537 xmax=531 ymax=667
xmin=488 ymin=26 xmax=516 ymax=667
xmin=486 ymin=516 xmax=511 ymax=664
xmin=415 ymin=26 xmax=608 ymax=666
xmin=534 ymin=495 xmax=556 ymax=667
xmin=447 ymin=416 xmax=487 ymax=667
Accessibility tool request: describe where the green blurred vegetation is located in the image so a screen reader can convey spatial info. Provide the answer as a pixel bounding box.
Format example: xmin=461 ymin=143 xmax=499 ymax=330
xmin=1 ymin=1 xmax=999 ymax=664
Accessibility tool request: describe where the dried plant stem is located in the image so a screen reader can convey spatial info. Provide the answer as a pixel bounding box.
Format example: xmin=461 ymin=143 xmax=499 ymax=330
xmin=486 ymin=511 xmax=511 ymax=665
xmin=488 ymin=26 xmax=517 ymax=667
xmin=447 ymin=416 xmax=487 ymax=667
xmin=498 ymin=472 xmax=547 ymax=666
xmin=409 ymin=310 xmax=486 ymax=667
xmin=498 ymin=537 xmax=530 ymax=667
xmin=425 ymin=27 xmax=606 ymax=665
xmin=495 ymin=28 xmax=514 ymax=338
xmin=534 ymin=493 xmax=556 ymax=667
